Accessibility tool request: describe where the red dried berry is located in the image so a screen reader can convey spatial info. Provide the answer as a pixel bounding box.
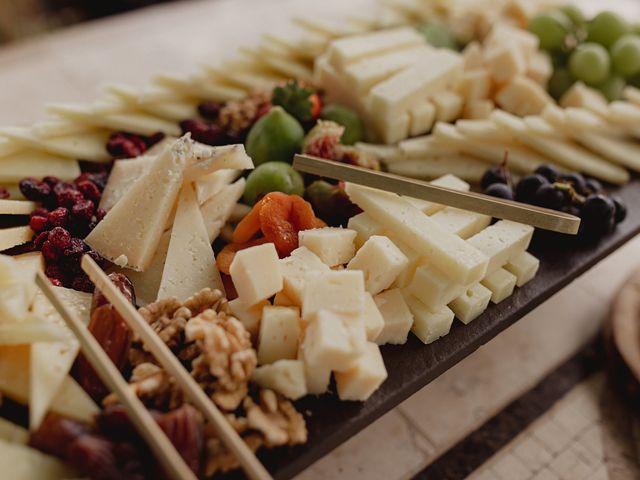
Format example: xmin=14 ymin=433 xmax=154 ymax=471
xmin=145 ymin=132 xmax=165 ymax=147
xmin=19 ymin=178 xmax=51 ymax=202
xmin=43 ymin=176 xmax=61 ymax=187
xmin=53 ymin=181 xmax=76 ymax=195
xmin=71 ymin=274 xmax=94 ymax=293
xmin=31 ymin=207 xmax=49 ymax=218
xmin=48 ymin=227 xmax=72 ymax=251
xmin=96 ymin=208 xmax=107 ymax=221
xmin=64 ymin=237 xmax=88 ymax=257
xmin=34 ymin=231 xmax=49 ymax=249
xmin=57 ymin=188 xmax=84 ymax=209
xmin=41 ymin=241 xmax=60 ymax=262
xmin=179 ymin=118 xmax=223 ymax=146
xmin=198 ymin=101 xmax=222 ymax=120
xmin=0 ymin=187 xmax=9 ymax=199
xmin=29 ymin=216 xmax=49 ymax=233
xmin=45 ymin=264 xmax=66 ymax=282
xmin=50 ymin=278 xmax=64 ymax=287
xmin=106 ymin=132 xmax=147 ymax=159
xmin=76 ymin=181 xmax=101 ymax=204
xmin=48 ymin=207 xmax=69 ymax=228
xmin=72 ymin=200 xmax=95 ymax=222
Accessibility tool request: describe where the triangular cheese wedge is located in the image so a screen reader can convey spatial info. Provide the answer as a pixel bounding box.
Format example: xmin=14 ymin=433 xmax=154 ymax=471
xmin=0 ymin=316 xmax=67 ymax=345
xmin=86 ymin=136 xmax=195 ymax=271
xmin=184 ymin=143 xmax=253 ymax=180
xmin=123 ymin=230 xmax=171 ymax=307
xmin=195 ymin=168 xmax=241 ymax=205
xmin=99 ymin=155 xmax=154 ymax=211
xmin=201 ymin=178 xmax=246 ymax=242
xmin=157 ymin=183 xmax=224 ymax=301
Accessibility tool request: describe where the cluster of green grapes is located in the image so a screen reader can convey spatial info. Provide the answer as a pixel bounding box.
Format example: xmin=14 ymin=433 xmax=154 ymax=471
xmin=528 ymin=6 xmax=640 ymax=102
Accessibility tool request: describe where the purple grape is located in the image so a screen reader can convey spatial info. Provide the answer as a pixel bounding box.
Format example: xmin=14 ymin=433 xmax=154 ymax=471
xmin=585 ymin=178 xmax=603 ymax=194
xmin=481 ymin=167 xmax=508 ymax=190
xmin=515 ymin=174 xmax=548 ymax=203
xmin=534 ymin=184 xmax=567 ymax=210
xmin=484 ymin=183 xmax=514 ymax=200
xmin=534 ymin=164 xmax=560 ymax=183
xmin=559 ymin=172 xmax=587 ymax=195
xmin=580 ymin=194 xmax=615 ymax=239
xmin=611 ymin=196 xmax=627 ymax=224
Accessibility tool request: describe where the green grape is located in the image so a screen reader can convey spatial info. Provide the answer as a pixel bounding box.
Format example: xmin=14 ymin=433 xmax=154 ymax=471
xmin=548 ymin=68 xmax=575 ymax=100
xmin=587 ymin=11 xmax=630 ymax=48
xmin=632 ymin=23 xmax=640 ymax=36
xmin=611 ymin=34 xmax=640 ymax=77
xmin=417 ymin=22 xmax=458 ymax=50
xmin=528 ymin=11 xmax=572 ymax=51
xmin=243 ymin=161 xmax=305 ymax=205
xmin=320 ymin=104 xmax=364 ymax=145
xmin=560 ymin=5 xmax=585 ymax=26
xmin=597 ymin=75 xmax=626 ymax=102
xmin=568 ymin=43 xmax=611 ymax=86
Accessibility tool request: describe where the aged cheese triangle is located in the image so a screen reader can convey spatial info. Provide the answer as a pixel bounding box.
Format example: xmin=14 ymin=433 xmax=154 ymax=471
xmin=0 ymin=226 xmax=32 ymax=252
xmin=124 ymin=230 xmax=171 ymax=307
xmin=85 ymin=136 xmax=195 ymax=271
xmin=184 ymin=143 xmax=253 ymax=180
xmin=157 ymin=183 xmax=223 ymax=301
xmin=99 ymin=155 xmax=154 ymax=211
xmin=201 ymin=178 xmax=246 ymax=242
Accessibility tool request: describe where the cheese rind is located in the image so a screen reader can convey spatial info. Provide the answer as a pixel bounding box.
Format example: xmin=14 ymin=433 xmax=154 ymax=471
xmin=374 ymin=288 xmax=414 ymax=345
xmin=449 ymin=283 xmax=492 ymax=325
xmin=257 ymin=306 xmax=301 ymax=365
xmin=335 ymin=342 xmax=387 ymax=402
xmin=298 ymin=228 xmax=357 ymax=267
xmin=346 ymin=184 xmax=488 ymax=285
xmin=406 ymin=297 xmax=455 ymax=345
xmin=230 ymin=243 xmax=283 ymax=307
xmin=481 ymin=268 xmax=517 ymax=304
xmin=252 ymin=360 xmax=307 ymax=400
xmin=347 ymin=235 xmax=409 ymax=295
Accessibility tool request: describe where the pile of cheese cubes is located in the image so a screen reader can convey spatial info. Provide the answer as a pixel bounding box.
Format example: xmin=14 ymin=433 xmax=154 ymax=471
xmin=227 ymin=174 xmax=539 ymax=403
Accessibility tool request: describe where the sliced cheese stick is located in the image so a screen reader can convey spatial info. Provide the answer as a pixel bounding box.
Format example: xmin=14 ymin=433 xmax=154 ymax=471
xmin=403 ymin=174 xmax=471 ymax=215
xmin=386 ymin=156 xmax=488 ymax=183
xmin=0 ymin=226 xmax=32 ymax=251
xmin=542 ymin=104 xmax=621 ymax=137
xmin=0 ymin=126 xmax=111 ymax=163
xmin=157 ymin=183 xmax=223 ymax=301
xmin=467 ymin=220 xmax=533 ymax=276
xmin=623 ymin=86 xmax=640 ymax=105
xmin=481 ymin=267 xmax=517 ymax=304
xmin=574 ymin=132 xmax=640 ymax=172
xmin=406 ymin=296 xmax=454 ymax=345
xmin=345 ymin=183 xmax=488 ymax=285
xmin=491 ymin=110 xmax=630 ymax=184
xmin=398 ymin=135 xmax=461 ymax=159
xmin=431 ymin=207 xmax=491 ymax=239
xmin=449 ymin=283 xmax=492 ymax=324
xmin=48 ymin=103 xmax=181 ymax=137
xmin=105 ymin=84 xmax=198 ymax=121
xmin=355 ymin=142 xmax=403 ymax=163
xmin=505 ymin=251 xmax=540 ymax=287
xmin=0 ymin=200 xmax=36 ymax=215
xmin=263 ymin=31 xmax=329 ymax=60
xmin=30 ymin=120 xmax=98 ymax=138
xmin=455 ymin=119 xmax=514 ymax=143
xmin=0 ymin=151 xmax=80 ymax=183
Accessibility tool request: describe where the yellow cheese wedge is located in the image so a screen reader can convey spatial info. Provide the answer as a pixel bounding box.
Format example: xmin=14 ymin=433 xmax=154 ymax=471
xmin=0 ymin=151 xmax=80 ymax=183
xmin=345 ymin=184 xmax=488 ymax=285
xmin=0 ymin=226 xmax=32 ymax=251
xmin=252 ymin=360 xmax=307 ymax=400
xmin=86 ymin=136 xmax=194 ymax=271
xmin=99 ymin=156 xmax=154 ymax=211
xmin=0 ymin=438 xmax=76 ymax=479
xmin=0 ymin=200 xmax=36 ymax=215
xmin=495 ymin=76 xmax=553 ymax=117
xmin=195 ymin=169 xmax=240 ymax=205
xmin=0 ymin=345 xmax=98 ymax=423
xmin=157 ymin=183 xmax=223 ymax=301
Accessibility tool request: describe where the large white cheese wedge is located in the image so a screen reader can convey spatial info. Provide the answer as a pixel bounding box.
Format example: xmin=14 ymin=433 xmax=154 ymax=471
xmin=326 ymin=26 xmax=425 ymax=70
xmin=230 ymin=243 xmax=282 ymax=307
xmin=481 ymin=268 xmax=517 ymax=304
xmin=449 ymin=283 xmax=492 ymax=324
xmin=99 ymin=156 xmax=154 ymax=211
xmin=257 ymin=306 xmax=301 ymax=365
xmin=386 ymin=156 xmax=488 ymax=183
xmin=195 ymin=169 xmax=241 ymax=205
xmin=0 ymin=226 xmax=32 ymax=251
xmin=406 ymin=296 xmax=454 ymax=345
xmin=369 ymin=50 xmax=463 ymax=120
xmin=299 ymin=227 xmax=357 ymax=267
xmin=374 ymin=288 xmax=414 ymax=345
xmin=253 ymin=360 xmax=307 ymax=400
xmin=0 ymin=438 xmax=76 ymax=479
xmin=280 ymin=247 xmax=330 ymax=305
xmin=0 ymin=200 xmax=36 ymax=215
xmin=335 ymin=342 xmax=387 ymax=401
xmin=157 ymin=183 xmax=223 ymax=302
xmin=0 ymin=151 xmax=80 ymax=183
xmin=505 ymin=251 xmax=540 ymax=287
xmin=200 ymin=178 xmax=246 ymax=243
xmin=347 ymin=235 xmax=408 ymax=295
xmin=345 ymin=184 xmax=488 ymax=285
xmin=184 ymin=144 xmax=253 ymax=181
xmin=123 ymin=230 xmax=170 ymax=307
xmin=86 ymin=136 xmax=194 ymax=271
xmin=467 ymin=220 xmax=533 ymax=276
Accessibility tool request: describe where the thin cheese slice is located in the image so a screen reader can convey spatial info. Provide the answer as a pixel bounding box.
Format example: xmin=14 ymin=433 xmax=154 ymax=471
xmin=105 ymin=84 xmax=198 ymax=121
xmin=386 ymin=156 xmax=487 ymax=183
xmin=0 ymin=200 xmax=36 ymax=215
xmin=86 ymin=136 xmax=194 ymax=271
xmin=574 ymin=131 xmax=640 ymax=172
xmin=0 ymin=226 xmax=32 ymax=251
xmin=0 ymin=151 xmax=80 ymax=183
xmin=195 ymin=169 xmax=240 ymax=205
xmin=99 ymin=156 xmax=154 ymax=211
xmin=124 ymin=231 xmax=170 ymax=306
xmin=152 ymin=73 xmax=246 ymax=102
xmin=184 ymin=143 xmax=253 ymax=180
xmin=158 ymin=183 xmax=223 ymax=301
xmin=240 ymin=47 xmax=313 ymax=80
xmin=345 ymin=184 xmax=488 ymax=285
xmin=201 ymin=178 xmax=246 ymax=242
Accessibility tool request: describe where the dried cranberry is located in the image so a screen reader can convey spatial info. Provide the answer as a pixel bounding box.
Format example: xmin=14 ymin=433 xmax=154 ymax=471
xmin=76 ymin=172 xmax=108 ymax=192
xmin=76 ymin=181 xmax=101 ymax=204
xmin=71 ymin=273 xmax=94 ymax=293
xmin=198 ymin=101 xmax=222 ymax=120
xmin=0 ymin=187 xmax=9 ymax=199
xmin=96 ymin=208 xmax=107 ymax=221
xmin=49 ymin=278 xmax=64 ymax=287
xmin=19 ymin=178 xmax=51 ymax=202
xmin=31 ymin=207 xmax=49 ymax=218
xmin=72 ymin=200 xmax=95 ymax=222
xmin=34 ymin=231 xmax=49 ymax=249
xmin=53 ymin=182 xmax=76 ymax=195
xmin=29 ymin=215 xmax=49 ymax=233
xmin=106 ymin=132 xmax=147 ymax=159
xmin=145 ymin=132 xmax=165 ymax=148
xmin=41 ymin=241 xmax=60 ymax=262
xmin=57 ymin=188 xmax=84 ymax=209
xmin=179 ymin=118 xmax=223 ymax=146
xmin=48 ymin=207 xmax=69 ymax=228
xmin=48 ymin=227 xmax=72 ymax=251
xmin=64 ymin=237 xmax=88 ymax=257
xmin=43 ymin=176 xmax=61 ymax=187
xmin=45 ymin=264 xmax=66 ymax=282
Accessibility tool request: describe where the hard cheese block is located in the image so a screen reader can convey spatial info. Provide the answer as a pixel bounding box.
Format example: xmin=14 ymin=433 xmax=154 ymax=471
xmin=347 ymin=235 xmax=408 ymax=295
xmin=157 ymin=183 xmax=223 ymax=301
xmin=505 ymin=251 xmax=540 ymax=287
xmin=334 ymin=342 xmax=388 ymax=402
xmin=346 ymin=183 xmax=488 ymax=285
xmin=449 ymin=283 xmax=493 ymax=325
xmin=467 ymin=220 xmax=534 ymax=276
xmin=252 ymin=360 xmax=307 ymax=400
xmin=257 ymin=306 xmax=301 ymax=365
xmin=298 ymin=227 xmax=357 ymax=267
xmin=280 ymin=247 xmax=330 ymax=306
xmin=230 ymin=243 xmax=283 ymax=307
xmin=481 ymin=268 xmax=518 ymax=304
xmin=431 ymin=207 xmax=492 ymax=240
xmin=86 ymin=136 xmax=193 ymax=271
xmin=406 ymin=296 xmax=455 ymax=345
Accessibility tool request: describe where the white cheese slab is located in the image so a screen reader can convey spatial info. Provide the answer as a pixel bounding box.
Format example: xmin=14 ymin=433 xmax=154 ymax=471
xmin=403 ymin=174 xmax=471 ymax=215
xmin=0 ymin=227 xmax=32 ymax=251
xmin=335 ymin=342 xmax=387 ymax=402
xmin=345 ymin=184 xmax=488 ymax=285
xmin=431 ymin=207 xmax=492 ymax=240
xmin=386 ymin=155 xmax=487 ymax=183
xmin=374 ymin=288 xmax=414 ymax=345
xmin=122 ymin=230 xmax=170 ymax=307
xmin=406 ymin=263 xmax=466 ymax=313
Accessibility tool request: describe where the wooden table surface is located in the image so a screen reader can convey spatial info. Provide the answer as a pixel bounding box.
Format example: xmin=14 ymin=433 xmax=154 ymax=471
xmin=3 ymin=1 xmax=640 ymax=478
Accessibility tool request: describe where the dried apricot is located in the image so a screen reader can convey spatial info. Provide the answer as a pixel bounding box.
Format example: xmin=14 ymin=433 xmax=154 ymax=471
xmin=259 ymin=193 xmax=298 ymax=256
xmin=232 ymin=197 xmax=266 ymax=243
xmin=290 ymin=195 xmax=325 ymax=231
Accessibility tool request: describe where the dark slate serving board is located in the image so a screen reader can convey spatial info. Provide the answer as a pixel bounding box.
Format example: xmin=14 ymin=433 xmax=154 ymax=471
xmin=260 ymin=179 xmax=640 ymax=479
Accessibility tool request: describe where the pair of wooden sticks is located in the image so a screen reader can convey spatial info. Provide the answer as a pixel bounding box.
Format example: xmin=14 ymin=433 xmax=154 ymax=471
xmin=35 ymin=255 xmax=272 ymax=480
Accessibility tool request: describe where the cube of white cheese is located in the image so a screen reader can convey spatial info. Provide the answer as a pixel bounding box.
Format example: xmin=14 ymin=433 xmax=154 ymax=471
xmin=463 ymin=100 xmax=495 ymax=120
xmin=405 ymin=295 xmax=454 ymax=344
xmin=496 ymin=76 xmax=553 ymax=117
xmin=433 ymin=91 xmax=464 ymax=123
xmin=449 ymin=283 xmax=492 ymax=325
xmin=505 ymin=251 xmax=540 ymax=287
xmin=302 ymin=270 xmax=365 ymax=320
xmin=347 ymin=213 xmax=383 ymax=247
xmin=462 ymin=41 xmax=484 ymax=69
xmin=301 ymin=309 xmax=364 ymax=371
xmin=299 ymin=228 xmax=357 ymax=267
xmin=374 ymin=289 xmax=414 ymax=345
xmin=560 ymin=82 xmax=609 ymax=115
xmin=467 ymin=220 xmax=533 ymax=276
xmin=362 ymin=292 xmax=385 ymax=342
xmin=257 ymin=306 xmax=301 ymax=365
xmin=335 ymin=342 xmax=388 ymax=402
xmin=375 ymin=112 xmax=411 ymax=145
xmin=485 ymin=43 xmax=527 ymax=84
xmin=347 ymin=236 xmax=409 ymax=295
xmin=409 ymin=100 xmax=436 ymax=137
xmin=230 ymin=243 xmax=283 ymax=307
xmin=345 ymin=184 xmax=488 ymax=285
xmin=481 ymin=268 xmax=517 ymax=304
xmin=228 ymin=298 xmax=269 ymax=336
xmin=252 ymin=360 xmax=307 ymax=400
xmin=280 ymin=247 xmax=330 ymax=305
xmin=457 ymin=69 xmax=491 ymax=101
xmin=527 ymin=51 xmax=553 ymax=86
xmin=431 ymin=207 xmax=492 ymax=239
xmin=485 ymin=23 xmax=539 ymax=61
xmin=383 ymin=233 xmax=422 ymax=288
xmin=406 ymin=263 xmax=465 ymax=312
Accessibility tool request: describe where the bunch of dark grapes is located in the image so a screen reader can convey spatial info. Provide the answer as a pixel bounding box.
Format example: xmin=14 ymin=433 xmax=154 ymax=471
xmin=481 ymin=164 xmax=627 ymax=242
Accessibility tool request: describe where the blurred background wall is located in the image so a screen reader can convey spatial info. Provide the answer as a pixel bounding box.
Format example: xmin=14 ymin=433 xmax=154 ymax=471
xmin=0 ymin=0 xmax=176 ymax=44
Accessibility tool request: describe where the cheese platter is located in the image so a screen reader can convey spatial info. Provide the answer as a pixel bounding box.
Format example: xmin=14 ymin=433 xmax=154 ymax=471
xmin=2 ymin=0 xmax=640 ymax=478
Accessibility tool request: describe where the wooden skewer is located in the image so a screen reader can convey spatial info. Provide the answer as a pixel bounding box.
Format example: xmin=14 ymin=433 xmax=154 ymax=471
xmin=293 ymin=154 xmax=582 ymax=235
xmin=81 ymin=255 xmax=272 ymax=480
xmin=34 ymin=272 xmax=196 ymax=480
